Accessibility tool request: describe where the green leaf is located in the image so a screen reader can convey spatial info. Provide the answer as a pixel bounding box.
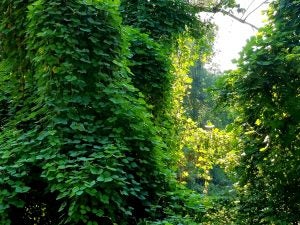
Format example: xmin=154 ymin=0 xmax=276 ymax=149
xmin=15 ymin=186 xmax=30 ymax=193
xmin=100 ymin=194 xmax=109 ymax=204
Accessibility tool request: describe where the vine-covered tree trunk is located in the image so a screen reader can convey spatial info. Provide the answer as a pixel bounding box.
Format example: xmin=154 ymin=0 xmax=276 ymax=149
xmin=0 ymin=1 xmax=167 ymax=224
xmin=0 ymin=0 xmax=223 ymax=224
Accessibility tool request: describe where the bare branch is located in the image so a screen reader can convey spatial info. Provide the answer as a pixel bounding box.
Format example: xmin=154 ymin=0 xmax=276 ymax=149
xmin=242 ymin=0 xmax=270 ymax=20
xmin=220 ymin=9 xmax=259 ymax=30
xmin=242 ymin=0 xmax=257 ymax=18
xmin=190 ymin=0 xmax=271 ymax=30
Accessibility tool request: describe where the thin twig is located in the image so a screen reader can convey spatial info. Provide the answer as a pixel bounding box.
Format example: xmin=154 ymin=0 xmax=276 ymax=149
xmin=220 ymin=9 xmax=259 ymax=30
xmin=242 ymin=0 xmax=257 ymax=18
xmin=243 ymin=0 xmax=269 ymax=21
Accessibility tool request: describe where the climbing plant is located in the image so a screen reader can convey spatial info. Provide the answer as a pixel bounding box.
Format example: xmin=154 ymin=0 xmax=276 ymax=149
xmin=219 ymin=0 xmax=300 ymax=223
xmin=0 ymin=0 xmax=239 ymax=224
xmin=120 ymin=0 xmax=202 ymax=41
xmin=0 ymin=1 xmax=168 ymax=224
xmin=125 ymin=27 xmax=172 ymax=116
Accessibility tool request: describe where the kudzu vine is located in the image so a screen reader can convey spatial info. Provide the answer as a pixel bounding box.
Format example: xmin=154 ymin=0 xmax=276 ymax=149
xmin=0 ymin=1 xmax=168 ymax=224
xmin=220 ymin=0 xmax=300 ymax=223
xmin=0 ymin=0 xmax=222 ymax=224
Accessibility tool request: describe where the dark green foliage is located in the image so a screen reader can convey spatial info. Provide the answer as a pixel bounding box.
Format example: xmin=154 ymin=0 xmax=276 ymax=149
xmin=0 ymin=0 xmax=36 ymax=128
xmin=140 ymin=183 xmax=206 ymax=225
xmin=120 ymin=0 xmax=202 ymax=41
xmin=220 ymin=0 xmax=300 ymax=223
xmin=125 ymin=27 xmax=172 ymax=115
xmin=0 ymin=0 xmax=167 ymax=224
xmin=210 ymin=166 xmax=232 ymax=186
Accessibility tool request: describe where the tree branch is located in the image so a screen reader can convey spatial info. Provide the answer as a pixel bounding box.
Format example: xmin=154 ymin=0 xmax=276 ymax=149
xmin=189 ymin=0 xmax=270 ymax=30
xmin=242 ymin=0 xmax=257 ymax=18
xmin=220 ymin=9 xmax=259 ymax=30
xmin=242 ymin=0 xmax=270 ymax=20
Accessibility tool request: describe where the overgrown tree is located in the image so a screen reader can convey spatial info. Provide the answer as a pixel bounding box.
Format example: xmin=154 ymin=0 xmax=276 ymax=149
xmin=220 ymin=0 xmax=300 ymax=223
xmin=0 ymin=1 xmax=169 ymax=224
xmin=0 ymin=0 xmax=223 ymax=224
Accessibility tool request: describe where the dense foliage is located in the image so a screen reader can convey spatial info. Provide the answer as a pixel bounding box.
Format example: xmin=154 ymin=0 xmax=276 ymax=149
xmin=3 ymin=0 xmax=298 ymax=224
xmin=125 ymin=27 xmax=172 ymax=116
xmin=0 ymin=0 xmax=223 ymax=224
xmin=120 ymin=0 xmax=202 ymax=41
xmin=220 ymin=0 xmax=300 ymax=224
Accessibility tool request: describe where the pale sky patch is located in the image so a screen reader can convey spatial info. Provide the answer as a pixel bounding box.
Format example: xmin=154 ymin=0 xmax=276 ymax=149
xmin=205 ymin=0 xmax=270 ymax=72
